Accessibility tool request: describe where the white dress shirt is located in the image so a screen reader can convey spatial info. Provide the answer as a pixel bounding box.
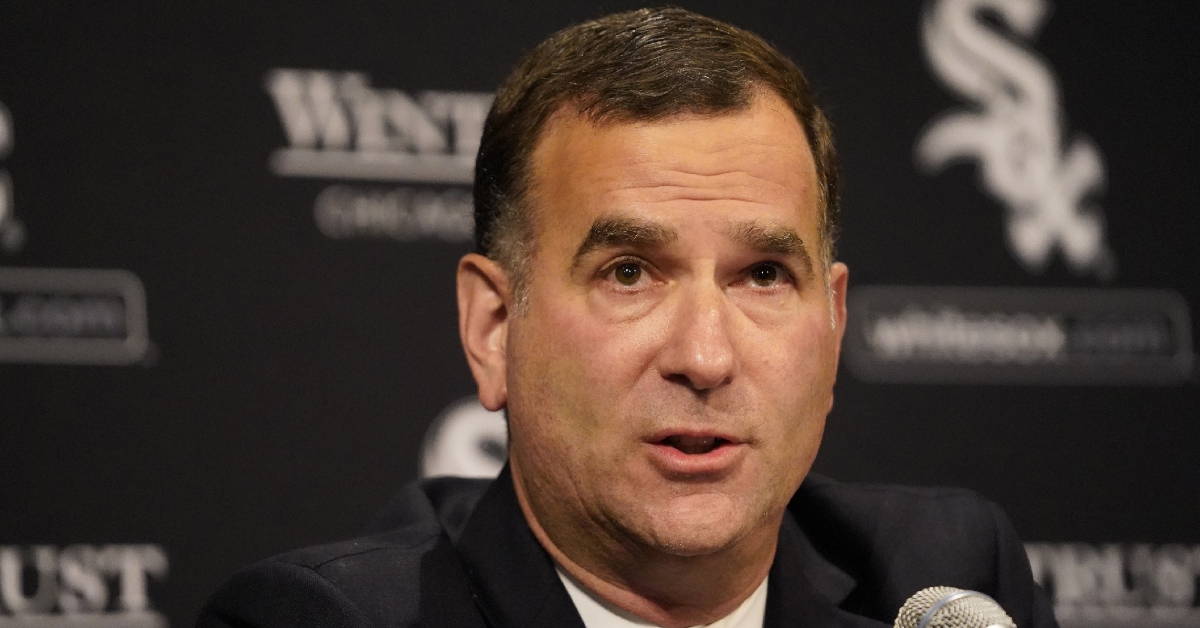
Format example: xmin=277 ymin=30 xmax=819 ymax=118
xmin=557 ymin=568 xmax=768 ymax=628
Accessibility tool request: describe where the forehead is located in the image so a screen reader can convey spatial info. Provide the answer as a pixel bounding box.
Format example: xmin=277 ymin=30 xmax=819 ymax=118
xmin=526 ymin=92 xmax=820 ymax=243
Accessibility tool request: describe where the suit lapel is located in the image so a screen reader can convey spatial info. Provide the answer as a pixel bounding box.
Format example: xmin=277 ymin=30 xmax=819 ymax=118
xmin=454 ymin=466 xmax=587 ymax=628
xmin=765 ymin=512 xmax=890 ymax=628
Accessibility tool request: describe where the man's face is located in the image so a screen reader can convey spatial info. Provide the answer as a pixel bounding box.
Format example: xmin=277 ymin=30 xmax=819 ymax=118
xmin=492 ymin=91 xmax=848 ymax=558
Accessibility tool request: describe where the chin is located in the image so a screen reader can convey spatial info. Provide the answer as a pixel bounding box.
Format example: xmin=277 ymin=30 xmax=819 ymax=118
xmin=635 ymin=492 xmax=756 ymax=557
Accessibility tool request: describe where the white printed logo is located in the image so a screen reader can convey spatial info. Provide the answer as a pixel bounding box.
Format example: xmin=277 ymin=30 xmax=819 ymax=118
xmin=0 ymin=268 xmax=151 ymax=365
xmin=0 ymin=103 xmax=151 ymax=366
xmin=917 ymin=0 xmax=1114 ymax=278
xmin=420 ymin=397 xmax=507 ymax=479
xmin=1026 ymin=543 xmax=1200 ymax=625
xmin=0 ymin=544 xmax=168 ymax=627
xmin=0 ymin=100 xmax=27 ymax=254
xmin=265 ymin=69 xmax=493 ymax=243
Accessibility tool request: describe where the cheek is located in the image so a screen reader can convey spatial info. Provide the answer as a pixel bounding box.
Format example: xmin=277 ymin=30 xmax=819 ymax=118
xmin=755 ymin=307 xmax=838 ymax=387
xmin=506 ymin=296 xmax=664 ymax=445
xmin=532 ymin=293 xmax=666 ymax=391
xmin=750 ymin=309 xmax=837 ymax=449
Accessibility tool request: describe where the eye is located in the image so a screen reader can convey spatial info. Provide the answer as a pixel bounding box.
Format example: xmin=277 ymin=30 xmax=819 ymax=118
xmin=749 ymin=263 xmax=779 ymax=287
xmin=613 ymin=262 xmax=643 ymax=286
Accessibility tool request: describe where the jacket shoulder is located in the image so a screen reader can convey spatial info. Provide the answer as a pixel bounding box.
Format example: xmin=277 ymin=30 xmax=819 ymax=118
xmin=795 ymin=474 xmax=1005 ymax=554
xmin=198 ymin=477 xmax=494 ymax=628
xmin=198 ymin=525 xmax=454 ymax=628
xmin=792 ymin=474 xmax=1056 ymax=628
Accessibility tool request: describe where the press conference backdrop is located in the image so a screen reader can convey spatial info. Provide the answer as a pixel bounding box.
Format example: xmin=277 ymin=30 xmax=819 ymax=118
xmin=1 ymin=2 xmax=1196 ymax=627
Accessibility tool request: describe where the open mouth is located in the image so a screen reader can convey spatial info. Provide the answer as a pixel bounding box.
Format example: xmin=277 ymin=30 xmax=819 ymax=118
xmin=660 ymin=435 xmax=730 ymax=455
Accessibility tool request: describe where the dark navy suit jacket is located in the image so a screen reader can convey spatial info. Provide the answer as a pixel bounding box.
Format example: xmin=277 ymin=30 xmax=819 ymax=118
xmin=197 ymin=467 xmax=1058 ymax=627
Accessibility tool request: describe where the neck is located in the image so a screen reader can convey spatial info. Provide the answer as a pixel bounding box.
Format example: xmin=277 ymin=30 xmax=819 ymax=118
xmin=509 ymin=460 xmax=777 ymax=628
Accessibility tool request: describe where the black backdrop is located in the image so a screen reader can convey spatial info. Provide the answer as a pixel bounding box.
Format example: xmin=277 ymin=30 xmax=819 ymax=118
xmin=1 ymin=2 xmax=1197 ymax=627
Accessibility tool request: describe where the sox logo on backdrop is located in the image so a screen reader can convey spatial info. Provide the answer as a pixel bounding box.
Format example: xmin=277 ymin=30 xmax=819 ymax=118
xmin=918 ymin=0 xmax=1114 ymax=278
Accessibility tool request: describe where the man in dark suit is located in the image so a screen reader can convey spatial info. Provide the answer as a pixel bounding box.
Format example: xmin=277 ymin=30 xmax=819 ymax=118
xmin=200 ymin=8 xmax=1058 ymax=627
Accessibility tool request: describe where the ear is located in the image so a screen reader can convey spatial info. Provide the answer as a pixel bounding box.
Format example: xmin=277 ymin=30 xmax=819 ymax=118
xmin=457 ymin=253 xmax=511 ymax=411
xmin=828 ymin=261 xmax=850 ymax=352
xmin=825 ymin=262 xmax=850 ymax=415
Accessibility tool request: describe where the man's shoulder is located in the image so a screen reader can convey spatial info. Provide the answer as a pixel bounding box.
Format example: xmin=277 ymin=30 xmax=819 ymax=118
xmin=236 ymin=473 xmax=495 ymax=584
xmin=198 ymin=477 xmax=493 ymax=628
xmin=797 ymin=473 xmax=1003 ymax=528
xmin=260 ymin=522 xmax=445 ymax=579
xmin=792 ymin=474 xmax=1052 ymax=626
xmin=794 ymin=473 xmax=1013 ymax=569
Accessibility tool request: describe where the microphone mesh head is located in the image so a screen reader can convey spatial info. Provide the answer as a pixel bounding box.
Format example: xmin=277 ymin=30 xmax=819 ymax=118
xmin=894 ymin=586 xmax=1016 ymax=628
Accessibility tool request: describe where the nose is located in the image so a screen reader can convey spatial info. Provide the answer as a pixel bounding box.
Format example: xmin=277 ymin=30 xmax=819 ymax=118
xmin=656 ymin=280 xmax=736 ymax=392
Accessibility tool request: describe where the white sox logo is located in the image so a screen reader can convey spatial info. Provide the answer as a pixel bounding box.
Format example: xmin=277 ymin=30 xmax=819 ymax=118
xmin=917 ymin=0 xmax=1114 ymax=278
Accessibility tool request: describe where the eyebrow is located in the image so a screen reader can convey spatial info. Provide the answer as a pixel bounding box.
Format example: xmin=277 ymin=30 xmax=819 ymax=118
xmin=572 ymin=215 xmax=679 ymax=267
xmin=570 ymin=215 xmax=815 ymax=278
xmin=727 ymin=221 xmax=814 ymax=278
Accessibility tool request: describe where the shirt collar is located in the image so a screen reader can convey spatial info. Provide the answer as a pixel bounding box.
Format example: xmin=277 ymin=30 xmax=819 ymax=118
xmin=557 ymin=567 xmax=769 ymax=628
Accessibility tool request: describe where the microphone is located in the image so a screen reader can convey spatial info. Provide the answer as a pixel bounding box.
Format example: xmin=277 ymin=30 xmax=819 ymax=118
xmin=894 ymin=586 xmax=1016 ymax=628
